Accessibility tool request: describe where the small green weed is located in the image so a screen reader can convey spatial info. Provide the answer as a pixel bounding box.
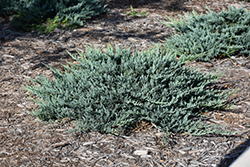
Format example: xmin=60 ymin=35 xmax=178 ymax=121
xmin=126 ymin=5 xmax=147 ymax=17
xmin=32 ymin=16 xmax=78 ymax=34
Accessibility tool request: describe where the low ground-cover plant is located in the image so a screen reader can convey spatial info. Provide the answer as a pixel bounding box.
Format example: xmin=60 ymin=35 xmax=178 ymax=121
xmin=160 ymin=6 xmax=250 ymax=61
xmin=0 ymin=0 xmax=107 ymax=33
xmin=25 ymin=45 xmax=235 ymax=138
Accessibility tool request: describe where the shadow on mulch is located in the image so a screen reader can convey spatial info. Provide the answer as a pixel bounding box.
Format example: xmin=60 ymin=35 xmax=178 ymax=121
xmin=107 ymin=0 xmax=189 ymax=11
xmin=218 ymin=137 xmax=250 ymax=167
xmin=0 ymin=0 xmax=189 ymax=43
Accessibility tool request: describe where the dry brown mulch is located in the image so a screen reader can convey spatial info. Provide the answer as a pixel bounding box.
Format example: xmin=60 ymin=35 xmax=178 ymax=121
xmin=1 ymin=0 xmax=250 ymax=166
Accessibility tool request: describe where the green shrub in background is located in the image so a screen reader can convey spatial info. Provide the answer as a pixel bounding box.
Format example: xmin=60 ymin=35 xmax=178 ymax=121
xmin=0 ymin=0 xmax=107 ymax=32
xmin=160 ymin=6 xmax=250 ymax=61
xmin=0 ymin=0 xmax=24 ymax=16
xmin=25 ymin=45 xmax=235 ymax=138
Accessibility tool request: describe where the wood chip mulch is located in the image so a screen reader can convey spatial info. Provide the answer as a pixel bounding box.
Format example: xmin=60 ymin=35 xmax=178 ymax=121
xmin=1 ymin=0 xmax=250 ymax=166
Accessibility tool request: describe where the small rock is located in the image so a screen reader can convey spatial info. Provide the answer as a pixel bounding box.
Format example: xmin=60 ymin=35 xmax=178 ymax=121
xmin=93 ymin=151 xmax=99 ymax=156
xmin=51 ymin=141 xmax=69 ymax=148
xmin=204 ymin=62 xmax=213 ymax=67
xmin=82 ymin=141 xmax=96 ymax=146
xmin=3 ymin=54 xmax=15 ymax=58
xmin=140 ymin=155 xmax=152 ymax=158
xmin=71 ymin=158 xmax=79 ymax=163
xmin=17 ymin=104 xmax=25 ymax=108
xmin=244 ymin=101 xmax=250 ymax=106
xmin=133 ymin=150 xmax=148 ymax=156
xmin=68 ymin=42 xmax=75 ymax=48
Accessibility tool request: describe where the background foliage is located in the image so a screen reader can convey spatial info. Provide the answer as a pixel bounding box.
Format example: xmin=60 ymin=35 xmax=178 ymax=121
xmin=0 ymin=0 xmax=107 ymax=32
xmin=160 ymin=6 xmax=250 ymax=61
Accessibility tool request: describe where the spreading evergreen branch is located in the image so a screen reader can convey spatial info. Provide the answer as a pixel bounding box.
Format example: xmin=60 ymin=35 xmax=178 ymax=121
xmin=160 ymin=6 xmax=250 ymax=61
xmin=25 ymin=45 xmax=236 ymax=139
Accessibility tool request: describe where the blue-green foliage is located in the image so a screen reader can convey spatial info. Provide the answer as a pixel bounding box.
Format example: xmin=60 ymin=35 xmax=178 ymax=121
xmin=160 ymin=6 xmax=250 ymax=61
xmin=0 ymin=0 xmax=22 ymax=16
xmin=55 ymin=0 xmax=108 ymax=26
xmin=0 ymin=0 xmax=107 ymax=31
xmin=26 ymin=45 xmax=233 ymax=136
